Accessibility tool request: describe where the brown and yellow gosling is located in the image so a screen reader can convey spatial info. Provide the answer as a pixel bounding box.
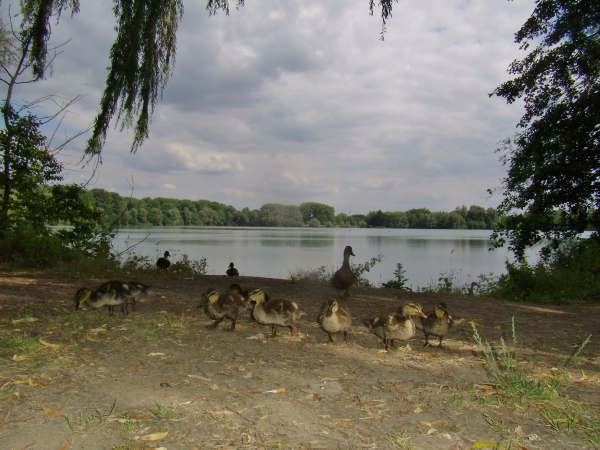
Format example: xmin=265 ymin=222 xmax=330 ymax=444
xmin=247 ymin=288 xmax=305 ymax=337
xmin=74 ymin=281 xmax=132 ymax=316
xmin=318 ymin=300 xmax=352 ymax=343
xmin=364 ymin=301 xmax=427 ymax=350
xmin=418 ymin=303 xmax=462 ymax=348
xmin=202 ymin=288 xmax=248 ymax=330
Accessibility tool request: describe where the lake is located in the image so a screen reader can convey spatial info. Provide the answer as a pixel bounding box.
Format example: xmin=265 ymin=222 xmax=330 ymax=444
xmin=111 ymin=227 xmax=538 ymax=289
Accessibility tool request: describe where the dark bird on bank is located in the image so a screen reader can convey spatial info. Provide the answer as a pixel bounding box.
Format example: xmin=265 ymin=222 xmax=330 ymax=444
xmin=156 ymin=251 xmax=171 ymax=270
xmin=332 ymin=246 xmax=356 ymax=297
xmin=226 ymin=262 xmax=239 ymax=276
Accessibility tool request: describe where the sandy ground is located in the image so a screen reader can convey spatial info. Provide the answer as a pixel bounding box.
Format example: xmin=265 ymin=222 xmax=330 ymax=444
xmin=0 ymin=272 xmax=599 ymax=450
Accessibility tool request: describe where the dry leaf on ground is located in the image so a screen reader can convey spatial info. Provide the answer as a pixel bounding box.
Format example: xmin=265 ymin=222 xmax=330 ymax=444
xmin=11 ymin=318 xmax=38 ymax=324
xmin=141 ymin=431 xmax=169 ymax=441
xmin=263 ymin=388 xmax=286 ymax=393
xmin=39 ymin=339 xmax=61 ymax=349
xmin=207 ymin=410 xmax=235 ymax=416
xmin=42 ymin=406 xmax=62 ymax=417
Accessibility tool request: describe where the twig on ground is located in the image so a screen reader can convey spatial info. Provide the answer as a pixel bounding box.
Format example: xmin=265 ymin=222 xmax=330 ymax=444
xmin=225 ymin=407 xmax=257 ymax=424
xmin=0 ymin=405 xmax=15 ymax=426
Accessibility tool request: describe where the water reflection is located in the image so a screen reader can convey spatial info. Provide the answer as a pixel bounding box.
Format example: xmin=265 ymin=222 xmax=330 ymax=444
xmin=112 ymin=227 xmax=536 ymax=288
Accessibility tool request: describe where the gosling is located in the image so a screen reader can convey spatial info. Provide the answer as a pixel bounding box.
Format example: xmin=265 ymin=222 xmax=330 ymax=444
xmin=247 ymin=288 xmax=305 ymax=337
xmin=318 ymin=300 xmax=352 ymax=343
xmin=202 ymin=288 xmax=248 ymax=331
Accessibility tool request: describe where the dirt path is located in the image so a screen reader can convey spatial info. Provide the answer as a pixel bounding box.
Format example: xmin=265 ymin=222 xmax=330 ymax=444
xmin=0 ymin=273 xmax=599 ymax=449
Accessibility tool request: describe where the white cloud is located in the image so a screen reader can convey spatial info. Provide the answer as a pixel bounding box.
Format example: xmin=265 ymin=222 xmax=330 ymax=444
xmin=164 ymin=184 xmax=176 ymax=189
xmin=2 ymin=0 xmax=536 ymax=213
xmin=165 ymin=143 xmax=244 ymax=173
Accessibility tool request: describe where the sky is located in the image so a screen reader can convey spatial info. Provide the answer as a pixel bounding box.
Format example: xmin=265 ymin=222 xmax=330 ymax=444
xmin=3 ymin=0 xmax=536 ymax=215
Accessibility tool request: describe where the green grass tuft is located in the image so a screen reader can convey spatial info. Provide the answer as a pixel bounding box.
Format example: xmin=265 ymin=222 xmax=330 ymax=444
xmin=471 ymin=318 xmax=597 ymax=445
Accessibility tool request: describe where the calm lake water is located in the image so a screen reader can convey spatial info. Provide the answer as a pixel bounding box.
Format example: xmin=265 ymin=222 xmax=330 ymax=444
xmin=111 ymin=227 xmax=539 ymax=289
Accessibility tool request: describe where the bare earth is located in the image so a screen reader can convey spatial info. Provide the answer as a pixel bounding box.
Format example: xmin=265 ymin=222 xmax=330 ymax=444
xmin=0 ymin=273 xmax=599 ymax=450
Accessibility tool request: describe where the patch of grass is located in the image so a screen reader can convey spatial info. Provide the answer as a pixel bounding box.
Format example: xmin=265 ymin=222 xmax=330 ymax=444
xmin=210 ymin=413 xmax=234 ymax=429
xmin=471 ymin=318 xmax=598 ymax=445
xmin=128 ymin=322 xmax=158 ymax=340
xmin=163 ymin=316 xmax=185 ymax=333
xmin=147 ymin=402 xmax=184 ymax=421
xmin=386 ymin=429 xmax=413 ymax=449
xmin=475 ymin=396 xmax=496 ymax=407
xmin=65 ymin=401 xmax=116 ymax=430
xmin=0 ymin=384 xmax=16 ymax=402
xmin=287 ymin=265 xmax=333 ymax=283
xmin=484 ymin=413 xmax=506 ymax=431
xmin=446 ymin=394 xmax=466 ymax=407
xmin=471 ymin=318 xmax=565 ymax=401
xmin=541 ymin=407 xmax=579 ymax=434
xmin=0 ymin=334 xmax=44 ymax=357
xmin=119 ymin=416 xmax=142 ymax=433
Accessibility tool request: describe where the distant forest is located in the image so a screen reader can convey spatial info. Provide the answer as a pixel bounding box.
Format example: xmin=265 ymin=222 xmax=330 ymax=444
xmin=82 ymin=188 xmax=499 ymax=229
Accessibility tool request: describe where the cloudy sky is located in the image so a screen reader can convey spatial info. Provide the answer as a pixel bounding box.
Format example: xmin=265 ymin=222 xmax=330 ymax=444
xmin=4 ymin=0 xmax=535 ymax=215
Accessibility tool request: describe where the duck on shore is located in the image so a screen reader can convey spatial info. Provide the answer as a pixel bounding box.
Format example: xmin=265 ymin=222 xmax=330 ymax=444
xmin=156 ymin=251 xmax=171 ymax=270
xmin=226 ymin=262 xmax=239 ymax=276
xmin=332 ymin=246 xmax=356 ymax=298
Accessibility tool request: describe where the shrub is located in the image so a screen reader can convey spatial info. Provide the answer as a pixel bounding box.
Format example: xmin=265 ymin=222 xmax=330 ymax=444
xmin=169 ymin=254 xmax=207 ymax=275
xmin=119 ymin=251 xmax=207 ymax=275
xmin=0 ymin=226 xmax=92 ymax=269
xmin=486 ymin=238 xmax=600 ymax=304
xmin=350 ymin=254 xmax=383 ymax=288
xmin=381 ymin=263 xmax=412 ymax=291
xmin=288 ymin=255 xmax=383 ymax=287
xmin=288 ymin=265 xmax=333 ymax=283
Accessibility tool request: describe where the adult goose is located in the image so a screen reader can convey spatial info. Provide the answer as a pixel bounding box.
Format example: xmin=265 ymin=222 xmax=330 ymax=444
xmin=332 ymin=246 xmax=356 ymax=297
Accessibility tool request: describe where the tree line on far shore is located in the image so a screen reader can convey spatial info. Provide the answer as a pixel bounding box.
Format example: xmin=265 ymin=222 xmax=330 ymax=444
xmin=83 ymin=188 xmax=499 ymax=229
